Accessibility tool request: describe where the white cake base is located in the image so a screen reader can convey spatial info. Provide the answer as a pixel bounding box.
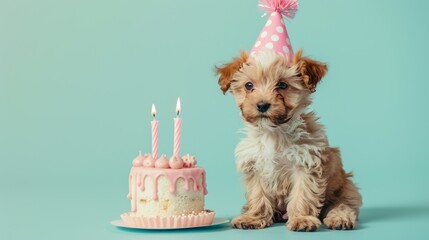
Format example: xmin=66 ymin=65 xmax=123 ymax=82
xmin=121 ymin=210 xmax=215 ymax=228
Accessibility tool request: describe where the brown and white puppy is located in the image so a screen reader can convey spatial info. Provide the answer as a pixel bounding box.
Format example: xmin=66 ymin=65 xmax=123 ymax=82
xmin=216 ymin=50 xmax=362 ymax=231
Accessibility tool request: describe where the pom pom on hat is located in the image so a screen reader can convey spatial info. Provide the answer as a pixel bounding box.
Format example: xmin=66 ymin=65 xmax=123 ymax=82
xmin=259 ymin=0 xmax=298 ymax=19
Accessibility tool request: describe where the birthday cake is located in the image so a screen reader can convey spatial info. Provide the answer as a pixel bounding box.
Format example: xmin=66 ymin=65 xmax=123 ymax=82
xmin=120 ymin=153 xmax=215 ymax=228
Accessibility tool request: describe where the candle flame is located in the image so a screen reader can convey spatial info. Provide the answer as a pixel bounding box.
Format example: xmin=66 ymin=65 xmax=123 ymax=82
xmin=151 ymin=104 xmax=156 ymax=117
xmin=176 ymin=97 xmax=181 ymax=115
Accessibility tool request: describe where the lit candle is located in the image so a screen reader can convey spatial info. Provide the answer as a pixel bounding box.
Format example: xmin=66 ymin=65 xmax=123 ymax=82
xmin=173 ymin=98 xmax=181 ymax=157
xmin=151 ymin=104 xmax=159 ymax=160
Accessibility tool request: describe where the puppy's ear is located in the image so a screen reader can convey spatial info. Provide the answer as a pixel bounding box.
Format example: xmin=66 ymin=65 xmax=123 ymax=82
xmin=216 ymin=52 xmax=248 ymax=94
xmin=293 ymin=49 xmax=328 ymax=92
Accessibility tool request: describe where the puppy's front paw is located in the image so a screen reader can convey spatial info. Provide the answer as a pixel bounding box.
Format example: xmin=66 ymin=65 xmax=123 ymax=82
xmin=287 ymin=216 xmax=321 ymax=232
xmin=323 ymin=212 xmax=357 ymax=230
xmin=231 ymin=215 xmax=273 ymax=230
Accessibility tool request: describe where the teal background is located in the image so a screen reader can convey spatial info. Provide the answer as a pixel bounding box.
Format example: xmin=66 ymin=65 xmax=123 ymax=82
xmin=1 ymin=0 xmax=429 ymax=239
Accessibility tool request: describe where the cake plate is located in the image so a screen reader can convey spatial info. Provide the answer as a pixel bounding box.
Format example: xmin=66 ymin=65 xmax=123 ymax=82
xmin=111 ymin=218 xmax=229 ymax=230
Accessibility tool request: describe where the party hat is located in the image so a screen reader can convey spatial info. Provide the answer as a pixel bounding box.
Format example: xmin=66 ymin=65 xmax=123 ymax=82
xmin=249 ymin=0 xmax=298 ymax=63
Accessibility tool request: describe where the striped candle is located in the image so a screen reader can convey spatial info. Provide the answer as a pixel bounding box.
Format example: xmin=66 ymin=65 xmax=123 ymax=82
xmin=151 ymin=104 xmax=159 ymax=160
xmin=173 ymin=98 xmax=181 ymax=157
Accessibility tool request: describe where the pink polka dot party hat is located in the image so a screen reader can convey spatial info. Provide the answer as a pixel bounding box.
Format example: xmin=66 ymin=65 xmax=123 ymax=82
xmin=249 ymin=0 xmax=298 ymax=64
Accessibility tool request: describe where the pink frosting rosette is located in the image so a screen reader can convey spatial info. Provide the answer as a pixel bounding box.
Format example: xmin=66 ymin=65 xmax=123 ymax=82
xmin=155 ymin=154 xmax=170 ymax=169
xmin=169 ymin=155 xmax=184 ymax=169
xmin=132 ymin=151 xmax=145 ymax=167
xmin=142 ymin=154 xmax=156 ymax=168
xmin=182 ymin=154 xmax=197 ymax=168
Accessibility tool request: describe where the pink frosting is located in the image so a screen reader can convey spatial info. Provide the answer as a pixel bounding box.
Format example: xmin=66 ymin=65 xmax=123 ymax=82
xmin=132 ymin=152 xmax=145 ymax=167
xmin=182 ymin=154 xmax=197 ymax=168
xmin=133 ymin=153 xmax=196 ymax=169
xmin=169 ymin=156 xmax=184 ymax=169
xmin=128 ymin=167 xmax=208 ymax=211
xmin=142 ymin=154 xmax=156 ymax=168
xmin=154 ymin=154 xmax=170 ymax=169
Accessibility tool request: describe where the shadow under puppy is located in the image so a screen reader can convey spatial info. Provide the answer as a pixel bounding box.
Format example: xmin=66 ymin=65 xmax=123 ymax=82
xmin=216 ymin=49 xmax=362 ymax=231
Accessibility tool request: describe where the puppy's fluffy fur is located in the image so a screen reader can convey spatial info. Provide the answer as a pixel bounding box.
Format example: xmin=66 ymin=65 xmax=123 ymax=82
xmin=216 ymin=50 xmax=362 ymax=231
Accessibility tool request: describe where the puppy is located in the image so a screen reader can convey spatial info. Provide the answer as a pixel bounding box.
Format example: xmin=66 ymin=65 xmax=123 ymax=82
xmin=216 ymin=50 xmax=362 ymax=231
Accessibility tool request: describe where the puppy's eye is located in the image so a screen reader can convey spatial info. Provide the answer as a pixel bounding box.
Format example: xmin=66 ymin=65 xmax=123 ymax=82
xmin=245 ymin=82 xmax=254 ymax=90
xmin=277 ymin=82 xmax=288 ymax=90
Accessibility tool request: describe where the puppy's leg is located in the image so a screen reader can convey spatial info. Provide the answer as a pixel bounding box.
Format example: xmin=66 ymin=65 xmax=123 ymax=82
xmin=286 ymin=166 xmax=326 ymax=232
xmin=323 ymin=178 xmax=362 ymax=230
xmin=232 ymin=173 xmax=275 ymax=229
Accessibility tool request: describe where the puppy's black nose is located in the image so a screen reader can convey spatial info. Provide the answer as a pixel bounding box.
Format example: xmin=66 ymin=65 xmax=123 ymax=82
xmin=256 ymin=101 xmax=271 ymax=113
